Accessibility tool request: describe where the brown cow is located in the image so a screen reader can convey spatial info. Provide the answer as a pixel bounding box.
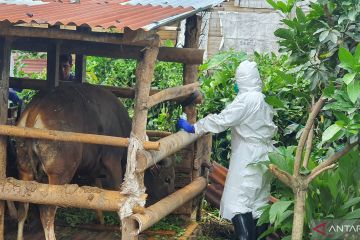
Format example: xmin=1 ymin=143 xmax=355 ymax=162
xmin=15 ymin=83 xmax=174 ymax=240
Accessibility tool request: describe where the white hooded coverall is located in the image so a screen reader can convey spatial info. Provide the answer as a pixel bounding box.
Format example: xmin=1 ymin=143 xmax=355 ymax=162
xmin=194 ymin=60 xmax=277 ymax=220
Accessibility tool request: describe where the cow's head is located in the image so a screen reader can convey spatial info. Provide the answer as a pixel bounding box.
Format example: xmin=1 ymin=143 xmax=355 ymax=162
xmin=144 ymin=157 xmax=175 ymax=206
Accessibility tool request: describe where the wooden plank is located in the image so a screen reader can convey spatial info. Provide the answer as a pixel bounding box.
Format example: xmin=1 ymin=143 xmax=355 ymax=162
xmin=46 ymin=41 xmax=60 ymax=88
xmin=75 ymin=54 xmax=86 ymax=83
xmin=176 ymin=15 xmax=202 ymax=218
xmin=121 ymin=36 xmax=160 ymax=240
xmin=0 ymin=25 xmax=145 ymax=46
xmin=12 ymin=38 xmax=204 ymax=64
xmin=0 ymin=36 xmax=11 ymax=239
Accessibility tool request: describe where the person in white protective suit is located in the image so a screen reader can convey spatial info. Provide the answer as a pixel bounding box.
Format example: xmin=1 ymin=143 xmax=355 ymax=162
xmin=177 ymin=60 xmax=277 ymax=240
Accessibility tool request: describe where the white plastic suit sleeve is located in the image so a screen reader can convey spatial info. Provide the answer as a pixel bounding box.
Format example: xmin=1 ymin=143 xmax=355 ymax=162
xmin=194 ymin=100 xmax=247 ymax=134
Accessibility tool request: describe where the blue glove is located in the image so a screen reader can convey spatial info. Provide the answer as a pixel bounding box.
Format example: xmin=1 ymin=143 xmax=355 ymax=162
xmin=9 ymin=88 xmax=22 ymax=105
xmin=177 ymin=118 xmax=195 ymax=133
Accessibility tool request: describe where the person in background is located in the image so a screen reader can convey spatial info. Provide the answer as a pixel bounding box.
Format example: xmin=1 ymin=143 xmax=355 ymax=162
xmin=177 ymin=60 xmax=277 ymax=240
xmin=59 ymin=54 xmax=76 ymax=81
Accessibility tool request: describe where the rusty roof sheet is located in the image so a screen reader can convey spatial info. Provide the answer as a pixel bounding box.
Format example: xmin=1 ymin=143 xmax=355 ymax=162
xmin=0 ymin=0 xmax=223 ymax=31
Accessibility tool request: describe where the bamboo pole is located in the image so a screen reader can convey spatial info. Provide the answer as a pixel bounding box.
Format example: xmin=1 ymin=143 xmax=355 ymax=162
xmin=136 ymin=131 xmax=202 ymax=172
xmin=121 ymin=34 xmax=160 ymax=240
xmin=0 ymin=125 xmax=160 ymax=150
xmin=147 ymin=82 xmax=199 ymax=108
xmin=0 ymin=36 xmax=11 ymax=240
xmin=0 ymin=178 xmax=124 ymax=211
xmin=131 ymin=177 xmax=207 ymax=234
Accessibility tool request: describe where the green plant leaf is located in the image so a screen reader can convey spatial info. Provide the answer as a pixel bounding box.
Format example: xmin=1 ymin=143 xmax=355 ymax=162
xmin=321 ymin=124 xmax=342 ymax=143
xmin=319 ymin=30 xmax=330 ymax=42
xmin=343 ymin=209 xmax=360 ymax=220
xmin=355 ymin=44 xmax=360 ymax=63
xmin=339 ymin=47 xmax=356 ymax=70
xmin=269 ymin=201 xmax=293 ymax=224
xmin=347 ymin=80 xmax=360 ymax=103
xmin=296 ymin=7 xmax=306 ymax=22
xmin=341 ymin=197 xmax=360 ymax=210
xmin=343 ymin=73 xmax=356 ymax=85
xmin=265 ymin=96 xmax=286 ymax=108
xmin=274 ymin=28 xmax=293 ymax=40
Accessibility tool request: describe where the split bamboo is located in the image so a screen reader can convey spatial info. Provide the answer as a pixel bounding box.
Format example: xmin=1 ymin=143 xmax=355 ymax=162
xmin=0 ymin=178 xmax=124 ymax=211
xmin=147 ymin=82 xmax=199 ymax=108
xmin=0 ymin=125 xmax=160 ymax=150
xmin=136 ymin=131 xmax=202 ymax=172
xmin=131 ymin=177 xmax=207 ymax=234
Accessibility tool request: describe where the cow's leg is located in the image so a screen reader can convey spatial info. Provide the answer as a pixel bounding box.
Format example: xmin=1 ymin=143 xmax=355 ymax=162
xmin=94 ymin=178 xmax=105 ymax=225
xmin=39 ymin=174 xmax=67 ymax=240
xmin=101 ymin=150 xmax=125 ymax=190
xmin=17 ymin=170 xmax=33 ymax=240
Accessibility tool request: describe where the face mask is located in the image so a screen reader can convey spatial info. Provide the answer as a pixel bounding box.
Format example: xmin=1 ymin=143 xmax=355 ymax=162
xmin=234 ymin=83 xmax=239 ymax=94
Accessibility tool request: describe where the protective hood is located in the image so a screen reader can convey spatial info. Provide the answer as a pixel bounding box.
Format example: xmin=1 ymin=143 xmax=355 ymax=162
xmin=235 ymin=60 xmax=262 ymax=94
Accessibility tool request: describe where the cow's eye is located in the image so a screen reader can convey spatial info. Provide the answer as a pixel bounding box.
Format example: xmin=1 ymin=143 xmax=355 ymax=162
xmin=165 ymin=177 xmax=171 ymax=183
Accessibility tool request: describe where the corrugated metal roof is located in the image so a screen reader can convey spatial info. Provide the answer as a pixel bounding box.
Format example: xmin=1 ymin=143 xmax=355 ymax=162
xmin=0 ymin=0 xmax=224 ymax=31
xmin=124 ymin=0 xmax=224 ymax=9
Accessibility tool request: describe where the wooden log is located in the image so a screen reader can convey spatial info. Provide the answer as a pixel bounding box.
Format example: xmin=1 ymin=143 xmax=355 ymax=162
xmin=147 ymin=82 xmax=199 ymax=108
xmin=0 ymin=178 xmax=124 ymax=211
xmin=131 ymin=177 xmax=207 ymax=234
xmin=177 ymin=14 xmax=203 ymax=218
xmin=0 ymin=36 xmax=11 ymax=240
xmin=46 ymin=41 xmax=60 ymax=88
xmin=136 ymin=131 xmax=202 ymax=172
xmin=75 ymin=54 xmax=86 ymax=83
xmin=0 ymin=25 xmax=139 ymax=46
xmin=0 ymin=125 xmax=160 ymax=150
xmin=121 ymin=35 xmax=160 ymax=240
xmin=11 ymin=38 xmax=204 ymax=64
xmin=145 ymin=130 xmax=172 ymax=138
xmin=9 ymin=78 xmax=202 ymax=104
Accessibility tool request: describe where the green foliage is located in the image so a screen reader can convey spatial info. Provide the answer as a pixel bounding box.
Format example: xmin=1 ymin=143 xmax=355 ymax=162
xmin=86 ymin=56 xmax=183 ymax=132
xmin=197 ymin=50 xmax=247 ymax=166
xmin=266 ymin=148 xmax=360 ymax=238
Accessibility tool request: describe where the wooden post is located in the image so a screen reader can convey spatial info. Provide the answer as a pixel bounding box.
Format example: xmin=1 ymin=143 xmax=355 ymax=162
xmin=0 ymin=36 xmax=11 ymax=240
xmin=175 ymin=15 xmax=202 ymax=219
xmin=46 ymin=41 xmax=60 ymax=88
xmin=121 ymin=34 xmax=160 ymax=240
xmin=75 ymin=54 xmax=86 ymax=83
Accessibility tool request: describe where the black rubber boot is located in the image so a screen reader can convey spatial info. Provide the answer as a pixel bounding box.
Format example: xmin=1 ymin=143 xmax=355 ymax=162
xmin=254 ymin=218 xmax=269 ymax=240
xmin=231 ymin=212 xmax=256 ymax=240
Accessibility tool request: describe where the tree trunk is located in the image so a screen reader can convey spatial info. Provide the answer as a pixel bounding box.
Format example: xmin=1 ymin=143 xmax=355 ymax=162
xmin=291 ymin=189 xmax=307 ymax=240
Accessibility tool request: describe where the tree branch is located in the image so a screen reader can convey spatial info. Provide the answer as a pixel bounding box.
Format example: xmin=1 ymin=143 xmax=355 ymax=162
xmin=303 ymin=97 xmax=315 ymax=168
xmin=294 ymin=97 xmax=325 ymax=177
xmin=303 ymin=124 xmax=314 ymax=168
xmin=269 ymin=164 xmax=294 ymax=189
xmin=307 ymin=141 xmax=359 ymax=184
xmin=306 ymin=164 xmax=336 ymax=184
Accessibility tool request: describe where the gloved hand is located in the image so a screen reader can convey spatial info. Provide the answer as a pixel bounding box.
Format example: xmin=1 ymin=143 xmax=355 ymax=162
xmin=177 ymin=118 xmax=195 ymax=133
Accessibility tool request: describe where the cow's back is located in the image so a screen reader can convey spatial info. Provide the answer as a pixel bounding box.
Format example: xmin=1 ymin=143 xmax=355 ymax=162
xmin=16 ymin=83 xmax=131 ymax=187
